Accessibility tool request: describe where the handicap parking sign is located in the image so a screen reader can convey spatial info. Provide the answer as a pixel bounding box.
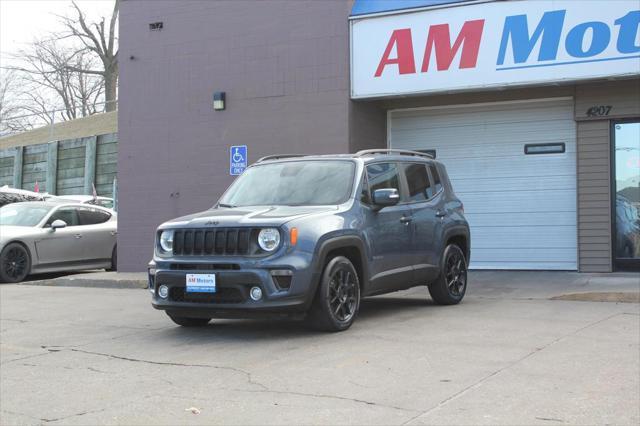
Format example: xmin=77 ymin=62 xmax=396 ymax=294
xmin=229 ymin=145 xmax=248 ymax=175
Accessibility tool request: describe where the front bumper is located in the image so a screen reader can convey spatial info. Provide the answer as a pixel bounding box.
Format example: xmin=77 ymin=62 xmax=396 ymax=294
xmin=149 ymin=252 xmax=319 ymax=318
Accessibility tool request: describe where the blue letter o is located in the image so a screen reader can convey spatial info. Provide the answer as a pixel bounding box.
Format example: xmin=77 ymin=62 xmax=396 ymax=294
xmin=566 ymin=21 xmax=610 ymax=58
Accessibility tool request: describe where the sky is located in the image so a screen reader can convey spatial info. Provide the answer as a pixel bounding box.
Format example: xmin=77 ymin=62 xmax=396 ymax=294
xmin=0 ymin=0 xmax=115 ymax=66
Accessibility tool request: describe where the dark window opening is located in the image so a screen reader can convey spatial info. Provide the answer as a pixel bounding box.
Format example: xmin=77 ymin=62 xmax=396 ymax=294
xmin=428 ymin=164 xmax=443 ymax=195
xmin=404 ymin=163 xmax=433 ymax=202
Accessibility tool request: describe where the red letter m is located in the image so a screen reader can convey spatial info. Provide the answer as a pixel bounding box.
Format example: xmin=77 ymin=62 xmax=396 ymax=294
xmin=421 ymin=19 xmax=485 ymax=72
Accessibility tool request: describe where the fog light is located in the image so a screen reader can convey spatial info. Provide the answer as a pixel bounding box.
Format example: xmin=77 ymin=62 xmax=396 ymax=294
xmin=158 ymin=285 xmax=169 ymax=299
xmin=250 ymin=286 xmax=263 ymax=301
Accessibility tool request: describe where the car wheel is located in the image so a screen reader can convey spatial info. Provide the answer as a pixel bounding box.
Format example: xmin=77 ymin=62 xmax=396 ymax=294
xmin=428 ymin=244 xmax=467 ymax=305
xmin=166 ymin=313 xmax=211 ymax=327
xmin=308 ymin=256 xmax=361 ymax=332
xmin=0 ymin=243 xmax=31 ymax=283
xmin=107 ymin=245 xmax=117 ymax=271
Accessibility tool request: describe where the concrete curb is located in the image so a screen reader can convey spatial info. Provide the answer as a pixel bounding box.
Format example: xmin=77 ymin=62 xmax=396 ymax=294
xmin=19 ymin=274 xmax=148 ymax=290
xmin=550 ymin=292 xmax=640 ymax=303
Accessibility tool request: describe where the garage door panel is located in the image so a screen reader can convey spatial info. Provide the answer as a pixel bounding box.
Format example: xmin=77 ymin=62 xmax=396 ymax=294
xmin=472 ymin=248 xmax=577 ymax=262
xmin=459 ymin=190 xmax=576 ymax=213
xmin=395 ymin=132 xmax=575 ymax=152
xmin=395 ymin=101 xmax=574 ymax=126
xmin=390 ymin=99 xmax=577 ymax=270
xmin=465 ymin=212 xmax=577 ymax=227
xmin=471 ymin=226 xmax=577 ymax=248
xmin=453 ymin=176 xmax=576 ymax=193
xmin=444 ymin=157 xmax=575 ymax=179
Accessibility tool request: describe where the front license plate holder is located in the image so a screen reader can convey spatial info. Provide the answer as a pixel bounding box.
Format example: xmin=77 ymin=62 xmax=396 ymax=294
xmin=186 ymin=274 xmax=216 ymax=293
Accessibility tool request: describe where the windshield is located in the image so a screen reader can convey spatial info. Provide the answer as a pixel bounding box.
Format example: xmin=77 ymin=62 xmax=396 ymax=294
xmin=219 ymin=160 xmax=356 ymax=207
xmin=0 ymin=204 xmax=54 ymax=227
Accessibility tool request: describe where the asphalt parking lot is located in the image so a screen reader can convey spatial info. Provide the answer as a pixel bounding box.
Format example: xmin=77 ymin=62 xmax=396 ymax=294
xmin=1 ymin=272 xmax=639 ymax=425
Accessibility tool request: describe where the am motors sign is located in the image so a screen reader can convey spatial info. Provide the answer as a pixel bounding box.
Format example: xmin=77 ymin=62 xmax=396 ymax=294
xmin=350 ymin=0 xmax=640 ymax=98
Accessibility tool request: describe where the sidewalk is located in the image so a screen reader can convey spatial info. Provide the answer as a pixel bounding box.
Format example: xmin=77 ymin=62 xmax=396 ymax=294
xmin=12 ymin=270 xmax=639 ymax=301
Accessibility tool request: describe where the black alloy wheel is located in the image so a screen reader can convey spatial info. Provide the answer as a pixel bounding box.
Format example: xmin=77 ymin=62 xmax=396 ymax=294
xmin=428 ymin=244 xmax=467 ymax=305
xmin=0 ymin=243 xmax=31 ymax=283
xmin=308 ymin=256 xmax=361 ymax=332
xmin=444 ymin=247 xmax=466 ymax=297
xmin=329 ymin=268 xmax=359 ymax=323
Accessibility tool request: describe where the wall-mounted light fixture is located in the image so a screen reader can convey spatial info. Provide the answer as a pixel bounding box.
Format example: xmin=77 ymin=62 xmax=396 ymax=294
xmin=213 ymin=92 xmax=226 ymax=111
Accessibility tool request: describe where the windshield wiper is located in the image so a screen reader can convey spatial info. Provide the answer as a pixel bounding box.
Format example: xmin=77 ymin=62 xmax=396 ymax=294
xmin=217 ymin=203 xmax=235 ymax=208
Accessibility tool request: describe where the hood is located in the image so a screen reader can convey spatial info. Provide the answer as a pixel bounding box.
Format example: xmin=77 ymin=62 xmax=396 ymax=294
xmin=160 ymin=205 xmax=338 ymax=228
xmin=0 ymin=226 xmax=43 ymax=245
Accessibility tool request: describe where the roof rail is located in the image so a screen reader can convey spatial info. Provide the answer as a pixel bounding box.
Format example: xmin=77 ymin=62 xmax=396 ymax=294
xmin=354 ymin=149 xmax=434 ymax=159
xmin=256 ymin=154 xmax=307 ymax=163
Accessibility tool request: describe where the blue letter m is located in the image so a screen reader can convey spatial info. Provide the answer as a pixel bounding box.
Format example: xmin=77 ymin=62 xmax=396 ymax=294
xmin=497 ymin=10 xmax=566 ymax=66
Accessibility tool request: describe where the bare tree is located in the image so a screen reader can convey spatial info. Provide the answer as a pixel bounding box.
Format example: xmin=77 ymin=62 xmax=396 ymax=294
xmin=60 ymin=0 xmax=119 ymax=112
xmin=7 ymin=39 xmax=105 ymax=123
xmin=1 ymin=0 xmax=118 ymax=132
xmin=0 ymin=70 xmax=34 ymax=134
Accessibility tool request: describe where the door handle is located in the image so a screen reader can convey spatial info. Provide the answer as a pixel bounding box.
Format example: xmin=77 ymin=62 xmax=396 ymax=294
xmin=400 ymin=216 xmax=413 ymax=224
xmin=74 ymin=234 xmax=83 ymax=239
xmin=436 ymin=210 xmax=447 ymax=218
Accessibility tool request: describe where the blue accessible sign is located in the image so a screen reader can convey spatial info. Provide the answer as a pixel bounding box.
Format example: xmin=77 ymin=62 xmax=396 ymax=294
xmin=229 ymin=145 xmax=248 ymax=175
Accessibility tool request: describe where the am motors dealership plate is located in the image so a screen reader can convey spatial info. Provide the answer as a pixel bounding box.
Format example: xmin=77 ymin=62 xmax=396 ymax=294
xmin=186 ymin=274 xmax=216 ymax=293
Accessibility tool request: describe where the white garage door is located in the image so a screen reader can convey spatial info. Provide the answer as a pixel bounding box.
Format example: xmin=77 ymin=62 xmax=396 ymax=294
xmin=389 ymin=98 xmax=577 ymax=270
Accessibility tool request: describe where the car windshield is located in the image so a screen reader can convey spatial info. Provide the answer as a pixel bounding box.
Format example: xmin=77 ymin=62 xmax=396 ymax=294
xmin=0 ymin=204 xmax=54 ymax=227
xmin=219 ymin=160 xmax=356 ymax=207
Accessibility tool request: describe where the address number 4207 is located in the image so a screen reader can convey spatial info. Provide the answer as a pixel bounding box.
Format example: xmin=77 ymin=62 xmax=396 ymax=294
xmin=586 ymin=105 xmax=612 ymax=117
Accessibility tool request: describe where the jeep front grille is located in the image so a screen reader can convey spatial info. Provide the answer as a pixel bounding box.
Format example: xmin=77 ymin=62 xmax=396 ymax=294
xmin=172 ymin=228 xmax=261 ymax=256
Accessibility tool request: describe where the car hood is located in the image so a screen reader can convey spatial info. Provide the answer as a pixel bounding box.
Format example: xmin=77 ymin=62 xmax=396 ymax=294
xmin=160 ymin=205 xmax=339 ymax=228
xmin=0 ymin=226 xmax=43 ymax=245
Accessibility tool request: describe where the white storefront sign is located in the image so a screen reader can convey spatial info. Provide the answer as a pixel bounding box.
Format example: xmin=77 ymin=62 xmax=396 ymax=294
xmin=350 ymin=0 xmax=640 ymax=98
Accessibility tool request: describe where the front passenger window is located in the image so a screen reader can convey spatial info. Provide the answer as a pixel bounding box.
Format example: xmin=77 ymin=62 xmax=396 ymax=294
xmin=46 ymin=208 xmax=80 ymax=227
xmin=367 ymin=163 xmax=401 ymax=194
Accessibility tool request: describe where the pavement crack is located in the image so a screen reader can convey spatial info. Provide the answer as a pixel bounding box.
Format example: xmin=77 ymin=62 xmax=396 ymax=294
xmin=536 ymin=416 xmax=564 ymax=423
xmin=401 ymin=312 xmax=627 ymax=425
xmin=39 ymin=406 xmax=108 ymax=423
xmin=53 ymin=347 xmax=267 ymax=390
xmin=235 ymin=388 xmax=418 ymax=413
xmin=2 ymin=351 xmax=52 ymax=364
xmin=0 ymin=318 xmax=28 ymax=323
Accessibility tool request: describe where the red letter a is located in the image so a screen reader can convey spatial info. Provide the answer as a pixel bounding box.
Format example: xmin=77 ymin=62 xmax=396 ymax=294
xmin=422 ymin=19 xmax=484 ymax=72
xmin=374 ymin=29 xmax=416 ymax=77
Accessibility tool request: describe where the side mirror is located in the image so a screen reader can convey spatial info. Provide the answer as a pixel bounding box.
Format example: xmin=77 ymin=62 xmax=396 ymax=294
xmin=372 ymin=188 xmax=400 ymax=210
xmin=51 ymin=219 xmax=67 ymax=230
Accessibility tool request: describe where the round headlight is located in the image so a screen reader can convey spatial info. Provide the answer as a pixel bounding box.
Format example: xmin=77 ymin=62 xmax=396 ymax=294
xmin=258 ymin=228 xmax=280 ymax=252
xmin=160 ymin=230 xmax=174 ymax=253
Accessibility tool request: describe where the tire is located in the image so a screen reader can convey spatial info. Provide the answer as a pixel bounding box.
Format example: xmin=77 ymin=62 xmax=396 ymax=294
xmin=107 ymin=245 xmax=117 ymax=271
xmin=0 ymin=242 xmax=31 ymax=283
xmin=166 ymin=313 xmax=211 ymax=327
xmin=307 ymin=256 xmax=361 ymax=332
xmin=428 ymin=244 xmax=467 ymax=305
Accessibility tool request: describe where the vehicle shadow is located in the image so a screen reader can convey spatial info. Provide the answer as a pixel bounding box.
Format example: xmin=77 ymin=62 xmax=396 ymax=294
xmin=156 ymin=293 xmax=438 ymax=342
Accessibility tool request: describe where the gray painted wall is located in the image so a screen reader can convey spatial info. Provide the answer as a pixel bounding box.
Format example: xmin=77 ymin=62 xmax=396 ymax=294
xmin=118 ymin=0 xmax=354 ymax=271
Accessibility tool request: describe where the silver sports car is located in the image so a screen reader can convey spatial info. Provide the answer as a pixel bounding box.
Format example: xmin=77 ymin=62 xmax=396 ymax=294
xmin=0 ymin=201 xmax=117 ymax=283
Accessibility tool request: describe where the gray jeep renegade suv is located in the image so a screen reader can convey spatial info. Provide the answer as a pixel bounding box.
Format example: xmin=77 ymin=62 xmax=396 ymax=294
xmin=149 ymin=149 xmax=470 ymax=331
